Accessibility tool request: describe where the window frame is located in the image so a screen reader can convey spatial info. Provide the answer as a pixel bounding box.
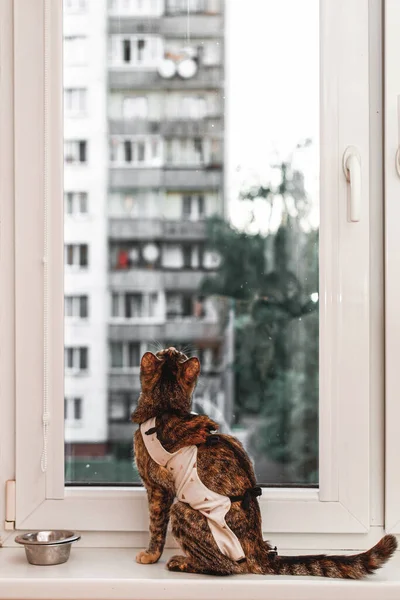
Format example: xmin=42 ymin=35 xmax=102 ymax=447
xmin=384 ymin=0 xmax=400 ymax=535
xmin=9 ymin=0 xmax=381 ymax=544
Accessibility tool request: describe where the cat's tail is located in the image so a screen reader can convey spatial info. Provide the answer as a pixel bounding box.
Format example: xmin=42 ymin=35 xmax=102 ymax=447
xmin=264 ymin=535 xmax=397 ymax=579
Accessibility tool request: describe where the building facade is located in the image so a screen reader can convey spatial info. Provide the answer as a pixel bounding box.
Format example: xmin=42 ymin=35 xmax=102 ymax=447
xmin=64 ymin=0 xmax=226 ymax=475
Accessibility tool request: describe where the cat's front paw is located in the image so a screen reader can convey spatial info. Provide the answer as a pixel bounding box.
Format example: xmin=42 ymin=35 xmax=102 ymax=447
xmin=136 ymin=549 xmax=161 ymax=564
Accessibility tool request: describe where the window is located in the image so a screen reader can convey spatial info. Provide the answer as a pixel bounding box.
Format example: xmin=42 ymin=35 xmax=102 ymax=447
xmin=182 ymin=96 xmax=207 ymax=119
xmin=64 ymin=0 xmax=87 ymax=12
xmin=123 ymin=96 xmax=148 ymax=119
xmin=109 ymin=0 xmax=164 ymax=16
xmin=110 ymin=136 xmax=161 ymax=166
xmin=10 ymin=0 xmax=383 ymax=549
xmin=65 ymin=295 xmax=89 ymax=319
xmin=166 ymin=293 xmax=205 ymax=319
xmin=182 ymin=194 xmax=205 ymax=220
xmin=111 ymin=292 xmax=158 ymax=318
xmin=65 ymin=244 xmax=89 ymax=268
xmin=109 ymin=35 xmax=163 ymax=67
xmin=110 ymin=342 xmax=140 ymax=369
xmin=167 ymin=0 xmax=206 ymax=14
xmin=65 ymin=347 xmax=89 ymax=372
xmin=64 ymin=88 xmax=87 ymax=115
xmin=64 ymin=140 xmax=87 ymax=164
xmin=64 ymin=36 xmax=87 ymax=65
xmin=166 ymin=138 xmax=204 ymax=166
xmin=109 ymin=392 xmax=136 ymax=422
xmin=65 ymin=192 xmax=88 ymax=215
xmin=65 ymin=397 xmax=83 ymax=422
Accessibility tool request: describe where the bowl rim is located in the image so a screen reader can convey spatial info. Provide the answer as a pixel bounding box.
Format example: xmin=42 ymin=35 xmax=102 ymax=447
xmin=15 ymin=531 xmax=81 ymax=546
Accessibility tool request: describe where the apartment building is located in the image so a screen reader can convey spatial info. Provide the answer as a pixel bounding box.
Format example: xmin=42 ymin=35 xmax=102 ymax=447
xmin=64 ymin=0 xmax=226 ymax=467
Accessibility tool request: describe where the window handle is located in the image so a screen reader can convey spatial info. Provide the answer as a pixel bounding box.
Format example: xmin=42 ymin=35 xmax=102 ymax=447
xmin=343 ymin=146 xmax=361 ymax=222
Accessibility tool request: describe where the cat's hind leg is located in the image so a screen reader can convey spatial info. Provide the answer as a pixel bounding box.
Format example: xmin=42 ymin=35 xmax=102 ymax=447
xmin=168 ymin=501 xmax=247 ymax=576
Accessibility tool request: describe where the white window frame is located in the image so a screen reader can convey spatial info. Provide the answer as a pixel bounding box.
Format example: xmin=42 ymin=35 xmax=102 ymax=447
xmin=7 ymin=0 xmax=383 ymax=546
xmin=64 ymin=35 xmax=88 ymax=66
xmin=64 ymin=88 xmax=87 ymax=117
xmin=65 ymin=191 xmax=89 ymax=216
xmin=65 ymin=294 xmax=89 ymax=320
xmin=384 ymin=0 xmax=400 ymax=535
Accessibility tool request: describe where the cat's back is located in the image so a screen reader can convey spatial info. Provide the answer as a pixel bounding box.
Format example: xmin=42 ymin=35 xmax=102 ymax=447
xmin=196 ymin=433 xmax=257 ymax=497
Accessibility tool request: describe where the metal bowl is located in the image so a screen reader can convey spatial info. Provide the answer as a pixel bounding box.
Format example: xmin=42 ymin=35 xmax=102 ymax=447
xmin=15 ymin=531 xmax=81 ymax=565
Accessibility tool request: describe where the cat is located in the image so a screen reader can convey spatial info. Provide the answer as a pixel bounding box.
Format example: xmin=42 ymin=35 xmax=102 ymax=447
xmin=132 ymin=347 xmax=397 ymax=577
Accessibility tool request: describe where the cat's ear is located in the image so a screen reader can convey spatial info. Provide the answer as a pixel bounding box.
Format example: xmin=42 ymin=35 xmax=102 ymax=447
xmin=140 ymin=352 xmax=160 ymax=374
xmin=182 ymin=357 xmax=200 ymax=384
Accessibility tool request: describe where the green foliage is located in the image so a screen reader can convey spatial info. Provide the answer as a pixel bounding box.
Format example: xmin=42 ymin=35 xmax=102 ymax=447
xmin=202 ymin=145 xmax=319 ymax=484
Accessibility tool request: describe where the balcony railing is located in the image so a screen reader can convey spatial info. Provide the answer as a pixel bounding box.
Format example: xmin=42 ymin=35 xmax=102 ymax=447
xmin=108 ymin=15 xmax=223 ymax=38
xmin=109 ymin=167 xmax=223 ymax=189
xmin=108 ymin=118 xmax=223 ymax=137
xmin=109 ymin=218 xmax=206 ymax=240
xmin=108 ymin=66 xmax=223 ymax=90
xmin=108 ymin=320 xmax=222 ymax=342
xmin=109 ymin=269 xmax=215 ymax=291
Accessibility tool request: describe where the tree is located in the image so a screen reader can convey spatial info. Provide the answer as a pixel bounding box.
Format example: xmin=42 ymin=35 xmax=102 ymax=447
xmin=202 ymin=143 xmax=319 ymax=484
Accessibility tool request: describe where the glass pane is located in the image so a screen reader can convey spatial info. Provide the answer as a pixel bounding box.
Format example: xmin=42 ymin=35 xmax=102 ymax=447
xmin=64 ymin=0 xmax=319 ymax=485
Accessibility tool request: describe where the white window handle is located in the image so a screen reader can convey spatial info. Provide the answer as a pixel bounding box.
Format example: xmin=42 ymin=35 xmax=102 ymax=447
xmin=342 ymin=146 xmax=361 ymax=222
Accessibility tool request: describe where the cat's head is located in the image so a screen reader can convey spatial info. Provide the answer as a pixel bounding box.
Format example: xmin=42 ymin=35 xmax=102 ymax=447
xmin=131 ymin=347 xmax=200 ymax=423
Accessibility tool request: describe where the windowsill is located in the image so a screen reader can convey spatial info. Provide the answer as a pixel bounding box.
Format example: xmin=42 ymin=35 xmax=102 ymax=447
xmin=0 ymin=548 xmax=399 ymax=600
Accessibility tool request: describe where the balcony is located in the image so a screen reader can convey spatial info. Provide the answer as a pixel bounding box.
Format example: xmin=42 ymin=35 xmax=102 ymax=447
xmin=109 ymin=118 xmax=223 ymax=137
xmin=109 ymin=167 xmax=223 ymax=190
xmin=163 ymin=168 xmax=222 ymax=190
xmin=108 ymin=372 xmax=141 ymax=392
xmin=108 ymin=320 xmax=222 ymax=342
xmin=108 ymin=66 xmax=223 ymax=91
xmin=109 ymin=269 xmax=214 ymax=291
xmin=109 ymin=168 xmax=163 ymax=188
xmin=108 ymin=218 xmax=206 ymax=241
xmin=108 ymin=15 xmax=223 ymax=39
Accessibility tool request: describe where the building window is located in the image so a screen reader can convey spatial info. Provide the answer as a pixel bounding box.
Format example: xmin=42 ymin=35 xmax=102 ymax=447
xmin=64 ymin=0 xmax=87 ymax=12
xmin=111 ymin=292 xmax=158 ymax=318
xmin=64 ymin=88 xmax=87 ymax=115
xmin=182 ymin=96 xmax=207 ymax=119
xmin=65 ymin=397 xmax=83 ymax=423
xmin=64 ymin=36 xmax=87 ymax=65
xmin=182 ymin=194 xmax=205 ymax=220
xmin=110 ymin=136 xmax=161 ymax=166
xmin=109 ymin=392 xmax=136 ymax=423
xmin=65 ymin=347 xmax=89 ymax=372
xmin=110 ymin=342 xmax=140 ymax=369
xmin=64 ymin=140 xmax=87 ymax=164
xmin=166 ymin=138 xmax=204 ymax=166
xmin=65 ymin=244 xmax=89 ymax=268
xmin=109 ymin=35 xmax=163 ymax=67
xmin=123 ymin=96 xmax=148 ymax=119
xmin=65 ymin=192 xmax=88 ymax=215
xmin=166 ymin=293 xmax=205 ymax=319
xmin=109 ymin=0 xmax=164 ymax=16
xmin=166 ymin=0 xmax=206 ymax=14
xmin=65 ymin=295 xmax=89 ymax=319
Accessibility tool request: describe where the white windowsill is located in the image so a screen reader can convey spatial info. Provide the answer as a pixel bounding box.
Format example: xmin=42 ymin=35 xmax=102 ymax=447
xmin=0 ymin=548 xmax=399 ymax=600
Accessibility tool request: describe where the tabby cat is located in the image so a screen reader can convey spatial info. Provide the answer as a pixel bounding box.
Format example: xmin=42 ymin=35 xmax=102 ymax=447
xmin=132 ymin=347 xmax=397 ymax=577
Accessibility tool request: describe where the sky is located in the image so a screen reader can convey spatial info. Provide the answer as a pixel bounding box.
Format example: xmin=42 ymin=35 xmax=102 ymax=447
xmin=224 ymin=0 xmax=319 ymax=231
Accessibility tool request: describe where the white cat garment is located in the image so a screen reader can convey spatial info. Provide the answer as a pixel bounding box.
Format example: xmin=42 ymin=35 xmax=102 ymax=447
xmin=140 ymin=416 xmax=246 ymax=562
